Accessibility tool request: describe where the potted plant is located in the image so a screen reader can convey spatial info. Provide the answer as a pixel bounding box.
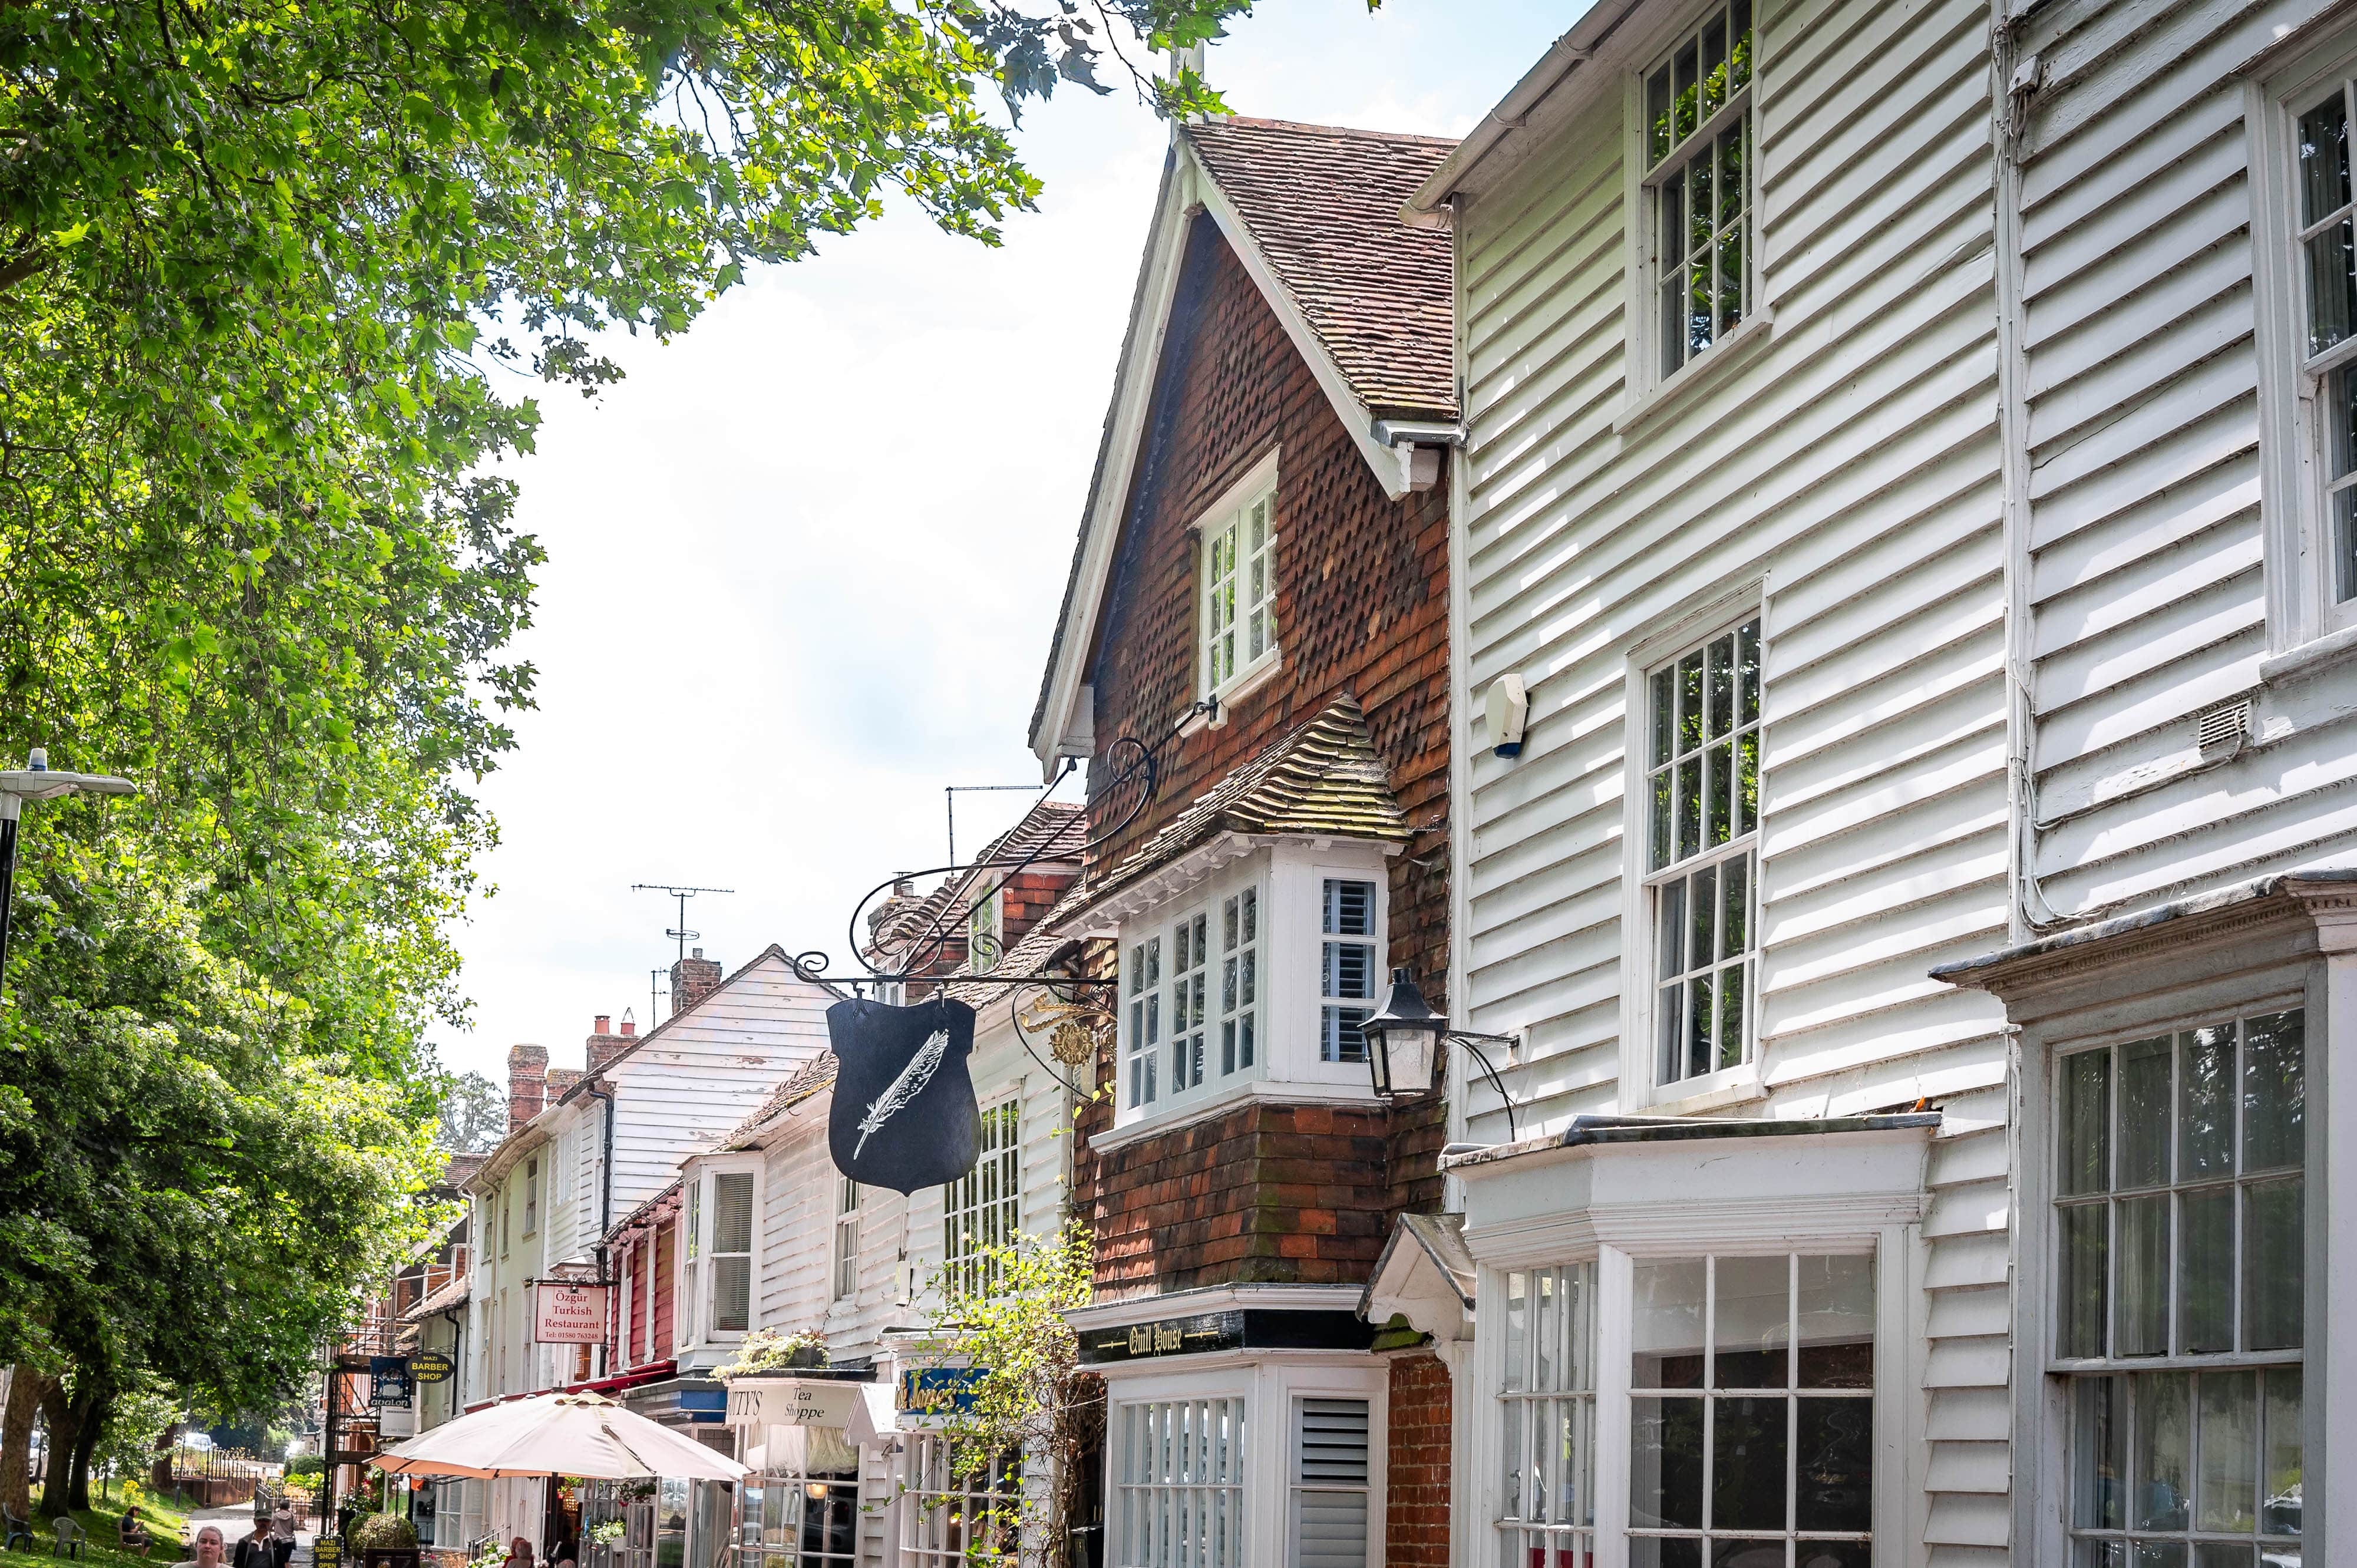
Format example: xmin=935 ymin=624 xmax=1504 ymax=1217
xmin=346 ymin=1511 xmax=421 ymax=1568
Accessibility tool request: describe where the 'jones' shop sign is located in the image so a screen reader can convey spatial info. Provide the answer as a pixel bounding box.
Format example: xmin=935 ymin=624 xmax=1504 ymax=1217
xmin=826 ymin=995 xmax=979 ymax=1194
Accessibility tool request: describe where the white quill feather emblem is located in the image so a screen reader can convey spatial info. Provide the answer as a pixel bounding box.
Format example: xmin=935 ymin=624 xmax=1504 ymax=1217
xmin=854 ymin=1026 xmax=950 ymax=1158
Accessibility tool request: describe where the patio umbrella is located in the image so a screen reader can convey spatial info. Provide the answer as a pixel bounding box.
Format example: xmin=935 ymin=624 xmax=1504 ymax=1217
xmin=369 ymin=1390 xmax=747 ymax=1481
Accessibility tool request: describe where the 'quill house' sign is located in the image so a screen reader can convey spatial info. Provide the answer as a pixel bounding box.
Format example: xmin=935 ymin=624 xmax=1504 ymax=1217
xmin=826 ymin=995 xmax=981 ymax=1194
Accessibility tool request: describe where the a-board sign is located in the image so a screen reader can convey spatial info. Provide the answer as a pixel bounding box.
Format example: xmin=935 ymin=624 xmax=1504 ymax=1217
xmin=313 ymin=1539 xmax=344 ymax=1568
xmin=532 ymin=1282 xmax=612 ymax=1345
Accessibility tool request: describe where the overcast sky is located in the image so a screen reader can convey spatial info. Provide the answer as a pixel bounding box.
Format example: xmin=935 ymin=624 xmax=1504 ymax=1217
xmin=437 ymin=1 xmax=1566 ymax=1086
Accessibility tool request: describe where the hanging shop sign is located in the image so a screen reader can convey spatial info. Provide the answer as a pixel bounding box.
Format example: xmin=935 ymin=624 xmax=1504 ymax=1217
xmin=368 ymin=1356 xmax=412 ymax=1409
xmin=896 ymin=1368 xmax=986 ymax=1417
xmin=532 ymin=1281 xmax=613 ymax=1345
xmin=409 ymin=1349 xmax=455 ymax=1385
xmin=723 ymin=1377 xmax=863 ymax=1430
xmin=825 ymin=995 xmax=979 ymax=1194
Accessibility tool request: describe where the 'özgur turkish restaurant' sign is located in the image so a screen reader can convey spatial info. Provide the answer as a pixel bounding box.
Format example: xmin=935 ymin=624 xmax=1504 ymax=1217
xmin=532 ymin=1282 xmax=612 ymax=1345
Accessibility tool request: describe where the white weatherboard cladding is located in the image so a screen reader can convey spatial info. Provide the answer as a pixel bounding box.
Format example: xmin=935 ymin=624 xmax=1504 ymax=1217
xmin=2016 ymin=0 xmax=2357 ymax=920
xmin=1452 ymin=0 xmax=2014 ymax=1560
xmin=606 ymin=951 xmax=834 ymax=1213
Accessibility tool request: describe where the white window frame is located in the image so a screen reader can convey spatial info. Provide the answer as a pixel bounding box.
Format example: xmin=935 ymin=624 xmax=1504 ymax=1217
xmin=523 ymin=1157 xmax=539 ymax=1236
xmin=2254 ymin=32 xmax=2357 ymax=662
xmin=1619 ymin=595 xmax=1766 ymax=1112
xmin=1317 ymin=875 xmax=1383 ymax=1068
xmin=2016 ymin=986 xmax=2326 ymax=1568
xmin=833 ymin=1176 xmax=860 ymax=1302
xmin=692 ymin=1161 xmax=758 ymax=1343
xmin=1107 ymin=843 xmax=1390 ymax=1140
xmin=943 ymin=1097 xmax=1022 ymax=1299
xmin=968 ymin=884 xmax=1002 ymax=974
xmin=1101 ymin=1355 xmax=1387 ymax=1568
xmin=902 ymin=1434 xmax=1020 ymax=1565
xmin=1620 ymin=0 xmax=1767 ymax=412
xmin=1196 ymin=448 xmax=1282 ymax=709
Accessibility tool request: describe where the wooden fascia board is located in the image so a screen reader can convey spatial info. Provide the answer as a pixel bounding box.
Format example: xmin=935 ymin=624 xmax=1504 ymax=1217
xmin=1030 ymin=155 xmax=1201 ymax=769
xmin=1186 ymin=148 xmax=1412 ymax=501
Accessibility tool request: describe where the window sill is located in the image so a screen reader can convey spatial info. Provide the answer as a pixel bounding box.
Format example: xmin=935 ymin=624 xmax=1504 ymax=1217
xmin=1092 ymin=1076 xmax=1382 ymax=1155
xmin=1204 ymin=653 xmax=1283 ymax=728
xmin=2258 ymin=619 xmax=2357 ymax=685
xmin=1612 ymin=308 xmax=1775 ymax=440
xmin=1638 ymin=1064 xmax=1764 ymax=1117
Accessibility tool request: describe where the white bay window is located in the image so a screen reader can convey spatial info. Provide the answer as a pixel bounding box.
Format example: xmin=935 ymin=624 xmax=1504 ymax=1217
xmin=680 ymin=1161 xmax=758 ymax=1348
xmin=1106 ymin=843 xmax=1390 ymax=1138
xmin=2051 ymin=1010 xmax=2306 ymax=1568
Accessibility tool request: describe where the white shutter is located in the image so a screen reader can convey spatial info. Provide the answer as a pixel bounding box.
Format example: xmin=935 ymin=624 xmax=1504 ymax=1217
xmin=711 ymin=1171 xmax=754 ymax=1332
xmin=1290 ymin=1397 xmax=1370 ymax=1568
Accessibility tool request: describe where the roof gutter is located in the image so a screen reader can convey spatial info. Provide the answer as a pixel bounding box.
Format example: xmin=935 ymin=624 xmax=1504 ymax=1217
xmin=1401 ymin=0 xmax=1635 ymax=227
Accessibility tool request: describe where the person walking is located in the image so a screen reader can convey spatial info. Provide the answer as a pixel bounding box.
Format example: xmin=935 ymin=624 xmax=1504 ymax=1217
xmin=268 ymin=1501 xmax=297 ymax=1568
xmin=233 ymin=1517 xmax=273 ymax=1568
xmin=174 ymin=1523 xmax=228 ymax=1568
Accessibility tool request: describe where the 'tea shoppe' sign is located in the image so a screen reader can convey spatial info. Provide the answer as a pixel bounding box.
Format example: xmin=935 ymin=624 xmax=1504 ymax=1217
xmin=532 ymin=1282 xmax=613 ymax=1345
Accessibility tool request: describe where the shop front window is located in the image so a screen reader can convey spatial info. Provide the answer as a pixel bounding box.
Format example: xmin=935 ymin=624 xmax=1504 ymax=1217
xmin=1112 ymin=1398 xmax=1247 ymax=1568
xmin=2053 ymin=1009 xmax=2306 ymax=1567
xmin=1498 ymin=1263 xmax=1598 ymax=1566
xmin=1629 ymin=1253 xmax=1874 ymax=1568
xmin=740 ymin=1427 xmax=861 ymax=1568
xmin=904 ymin=1436 xmax=1019 ymax=1563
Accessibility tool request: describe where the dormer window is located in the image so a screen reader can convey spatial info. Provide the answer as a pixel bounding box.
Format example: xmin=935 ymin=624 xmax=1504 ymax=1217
xmin=1198 ymin=453 xmax=1280 ymax=703
xmin=1111 ymin=843 xmax=1388 ymax=1136
xmin=968 ymin=885 xmax=1001 ymax=973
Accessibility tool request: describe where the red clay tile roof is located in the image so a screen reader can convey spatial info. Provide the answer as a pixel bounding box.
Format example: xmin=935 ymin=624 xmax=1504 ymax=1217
xmin=1183 ymin=117 xmax=1459 ymax=420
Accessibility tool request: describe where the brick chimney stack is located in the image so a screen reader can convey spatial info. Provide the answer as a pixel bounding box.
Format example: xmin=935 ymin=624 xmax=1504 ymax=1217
xmin=587 ymin=1012 xmax=633 ymax=1073
xmin=670 ymin=947 xmax=724 ymax=1017
xmin=546 ymin=1067 xmax=583 ymax=1100
xmin=507 ymin=1044 xmax=549 ymax=1131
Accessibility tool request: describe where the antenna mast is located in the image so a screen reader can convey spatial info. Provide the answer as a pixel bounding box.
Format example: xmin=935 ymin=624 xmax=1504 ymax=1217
xmin=630 ymin=882 xmax=735 ymax=962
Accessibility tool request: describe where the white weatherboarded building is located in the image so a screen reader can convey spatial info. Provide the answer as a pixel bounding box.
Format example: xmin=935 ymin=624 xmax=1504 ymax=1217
xmin=1378 ymin=1 xmax=2356 ymax=1565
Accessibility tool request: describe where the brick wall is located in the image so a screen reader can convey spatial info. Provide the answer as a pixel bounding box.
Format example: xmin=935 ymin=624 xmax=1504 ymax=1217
xmin=1072 ymin=214 xmax=1454 ymax=1293
xmin=1386 ymin=1352 xmax=1453 ymax=1567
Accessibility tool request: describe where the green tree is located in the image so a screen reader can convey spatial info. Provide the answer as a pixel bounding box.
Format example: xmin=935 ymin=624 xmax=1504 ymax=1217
xmin=436 ymin=1072 xmax=507 ymax=1155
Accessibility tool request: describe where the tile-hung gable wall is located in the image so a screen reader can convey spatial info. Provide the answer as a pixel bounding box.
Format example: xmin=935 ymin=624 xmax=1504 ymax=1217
xmin=1450 ymin=0 xmax=2013 ymax=1560
xmin=1076 ymin=213 xmax=1454 ymax=1298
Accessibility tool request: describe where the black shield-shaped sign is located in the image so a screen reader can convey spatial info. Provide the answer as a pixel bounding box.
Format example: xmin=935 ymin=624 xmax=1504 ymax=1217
xmin=826 ymin=994 xmax=981 ymax=1193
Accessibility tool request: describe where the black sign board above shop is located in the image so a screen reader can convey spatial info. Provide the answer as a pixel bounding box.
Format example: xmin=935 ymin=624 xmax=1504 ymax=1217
xmin=826 ymin=995 xmax=980 ymax=1194
xmin=1077 ymin=1309 xmax=1378 ymax=1367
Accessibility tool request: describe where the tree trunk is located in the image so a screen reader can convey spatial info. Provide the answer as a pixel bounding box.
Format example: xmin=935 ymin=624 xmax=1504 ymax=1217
xmin=0 ymin=1368 xmax=48 ymax=1521
xmin=65 ymin=1388 xmax=103 ymax=1511
xmin=150 ymin=1420 xmax=179 ymax=1494
xmin=37 ymin=1381 xmax=78 ymax=1520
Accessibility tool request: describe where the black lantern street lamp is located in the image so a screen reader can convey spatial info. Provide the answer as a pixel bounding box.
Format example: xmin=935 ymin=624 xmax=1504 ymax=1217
xmin=1360 ymin=966 xmax=1522 ymax=1142
xmin=0 ymin=747 xmax=136 ymax=991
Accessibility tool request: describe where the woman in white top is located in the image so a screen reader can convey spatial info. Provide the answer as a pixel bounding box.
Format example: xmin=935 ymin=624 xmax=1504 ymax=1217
xmin=174 ymin=1523 xmax=227 ymax=1568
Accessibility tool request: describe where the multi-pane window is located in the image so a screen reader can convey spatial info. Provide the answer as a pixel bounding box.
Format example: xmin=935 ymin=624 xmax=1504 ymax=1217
xmin=1127 ymin=933 xmax=1163 ymax=1108
xmin=1220 ymin=884 xmax=1259 ymax=1075
xmin=833 ymin=1176 xmax=860 ymax=1301
xmin=1203 ymin=480 xmax=1278 ymax=695
xmin=1498 ymin=1264 xmax=1598 ymax=1566
xmin=1629 ymin=1253 xmax=1875 ymax=1568
xmin=681 ymin=1178 xmax=702 ymax=1331
xmin=742 ymin=1430 xmax=861 ymax=1568
xmin=2295 ymin=84 xmax=2357 ymax=604
xmin=1647 ymin=617 xmax=1762 ymax=1087
xmin=1289 ymin=1398 xmax=1371 ymax=1568
xmin=2053 ymin=1011 xmax=2306 ymax=1567
xmin=1112 ymin=1398 xmax=1247 ymax=1568
xmin=968 ymin=887 xmax=1001 ymax=973
xmin=1319 ymin=879 xmax=1378 ymax=1064
xmin=523 ymin=1158 xmax=539 ymax=1235
xmin=904 ymin=1438 xmax=1020 ymax=1564
xmin=1171 ymin=909 xmax=1209 ymax=1092
xmin=943 ymin=1099 xmax=1020 ymax=1298
xmin=1645 ymin=0 xmax=1755 ymax=378
xmin=708 ymin=1170 xmax=754 ymax=1335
